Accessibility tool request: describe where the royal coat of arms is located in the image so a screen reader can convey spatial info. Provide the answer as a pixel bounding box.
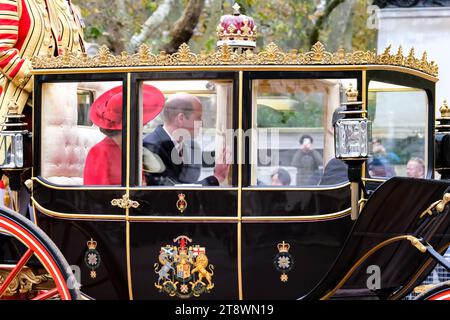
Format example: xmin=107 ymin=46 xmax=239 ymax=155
xmin=154 ymin=235 xmax=214 ymax=298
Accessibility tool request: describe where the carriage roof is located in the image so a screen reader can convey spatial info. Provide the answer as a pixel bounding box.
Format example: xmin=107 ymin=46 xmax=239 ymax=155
xmin=30 ymin=42 xmax=438 ymax=83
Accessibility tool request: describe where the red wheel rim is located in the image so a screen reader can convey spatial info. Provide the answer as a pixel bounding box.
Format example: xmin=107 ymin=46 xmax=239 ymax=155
xmin=0 ymin=215 xmax=71 ymax=300
xmin=428 ymin=290 xmax=450 ymax=300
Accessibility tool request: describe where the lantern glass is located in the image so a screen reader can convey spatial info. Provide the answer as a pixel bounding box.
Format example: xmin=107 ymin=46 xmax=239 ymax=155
xmin=0 ymin=133 xmax=24 ymax=168
xmin=334 ymin=118 xmax=369 ymax=159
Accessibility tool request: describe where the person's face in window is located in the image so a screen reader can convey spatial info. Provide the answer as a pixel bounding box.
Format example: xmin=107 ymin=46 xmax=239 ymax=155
xmin=300 ymin=138 xmax=313 ymax=151
xmin=271 ymin=173 xmax=283 ymax=186
xmin=372 ymin=140 xmax=386 ymax=155
xmin=407 ymin=160 xmax=424 ymax=178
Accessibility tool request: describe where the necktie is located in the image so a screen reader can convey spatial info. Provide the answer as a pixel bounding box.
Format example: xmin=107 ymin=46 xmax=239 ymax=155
xmin=178 ymin=143 xmax=184 ymax=159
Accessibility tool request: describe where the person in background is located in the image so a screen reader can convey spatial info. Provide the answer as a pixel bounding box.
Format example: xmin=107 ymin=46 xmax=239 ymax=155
xmin=406 ymin=157 xmax=425 ymax=178
xmin=271 ymin=168 xmax=291 ymax=186
xmin=368 ymin=138 xmax=397 ymax=178
xmin=291 ymin=134 xmax=323 ymax=185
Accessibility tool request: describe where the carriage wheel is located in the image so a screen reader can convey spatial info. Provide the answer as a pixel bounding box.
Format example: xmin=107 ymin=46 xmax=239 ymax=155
xmin=415 ymin=282 xmax=450 ymax=300
xmin=0 ymin=207 xmax=80 ymax=300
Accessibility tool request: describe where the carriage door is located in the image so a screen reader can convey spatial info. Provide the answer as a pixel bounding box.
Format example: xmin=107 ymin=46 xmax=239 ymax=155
xmin=127 ymin=72 xmax=240 ymax=299
xmin=240 ymin=72 xmax=359 ymax=299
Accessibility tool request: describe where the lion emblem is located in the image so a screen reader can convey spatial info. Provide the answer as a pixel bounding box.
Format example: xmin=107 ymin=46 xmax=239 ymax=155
xmin=191 ymin=253 xmax=214 ymax=290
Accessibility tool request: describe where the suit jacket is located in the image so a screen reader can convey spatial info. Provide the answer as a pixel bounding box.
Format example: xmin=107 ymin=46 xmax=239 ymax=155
xmin=319 ymin=158 xmax=348 ymax=185
xmin=0 ymin=0 xmax=85 ymax=118
xmin=143 ymin=125 xmax=219 ymax=186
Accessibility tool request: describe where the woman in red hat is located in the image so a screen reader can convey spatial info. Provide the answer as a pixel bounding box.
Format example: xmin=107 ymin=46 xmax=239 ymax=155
xmin=84 ymin=85 xmax=165 ymax=185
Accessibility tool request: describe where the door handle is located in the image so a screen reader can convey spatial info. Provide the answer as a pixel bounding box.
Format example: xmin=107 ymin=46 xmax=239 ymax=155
xmin=111 ymin=194 xmax=140 ymax=209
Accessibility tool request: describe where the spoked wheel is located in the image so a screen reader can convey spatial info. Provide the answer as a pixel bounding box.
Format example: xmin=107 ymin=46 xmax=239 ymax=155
xmin=0 ymin=206 xmax=80 ymax=300
xmin=415 ymin=282 xmax=450 ymax=300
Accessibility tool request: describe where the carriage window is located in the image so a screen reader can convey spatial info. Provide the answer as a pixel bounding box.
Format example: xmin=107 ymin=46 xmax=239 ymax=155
xmin=252 ymin=78 xmax=356 ymax=186
xmin=140 ymin=80 xmax=233 ymax=187
xmin=41 ymin=81 xmax=123 ymax=186
xmin=368 ymin=81 xmax=428 ymax=179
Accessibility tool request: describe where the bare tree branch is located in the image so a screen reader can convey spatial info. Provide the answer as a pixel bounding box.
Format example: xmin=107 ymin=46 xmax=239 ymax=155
xmin=127 ymin=0 xmax=175 ymax=53
xmin=162 ymin=0 xmax=205 ymax=54
xmin=309 ymin=0 xmax=346 ymax=47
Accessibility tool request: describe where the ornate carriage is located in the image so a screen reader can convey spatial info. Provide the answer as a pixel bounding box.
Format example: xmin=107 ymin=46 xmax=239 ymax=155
xmin=0 ymin=7 xmax=449 ymax=300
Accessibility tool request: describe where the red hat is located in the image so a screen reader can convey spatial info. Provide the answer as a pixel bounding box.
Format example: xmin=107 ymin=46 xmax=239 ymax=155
xmin=90 ymin=84 xmax=165 ymax=130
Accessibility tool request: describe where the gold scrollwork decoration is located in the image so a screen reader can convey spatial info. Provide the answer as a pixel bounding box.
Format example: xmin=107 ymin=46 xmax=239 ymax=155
xmin=31 ymin=41 xmax=438 ymax=77
xmin=111 ymin=194 xmax=140 ymax=209
xmin=0 ymin=267 xmax=53 ymax=296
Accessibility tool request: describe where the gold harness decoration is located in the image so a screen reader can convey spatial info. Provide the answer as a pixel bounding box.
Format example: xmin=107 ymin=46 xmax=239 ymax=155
xmin=154 ymin=235 xmax=214 ymax=298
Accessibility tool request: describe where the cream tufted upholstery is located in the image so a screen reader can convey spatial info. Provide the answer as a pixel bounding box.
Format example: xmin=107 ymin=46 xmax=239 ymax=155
xmin=41 ymin=83 xmax=105 ymax=185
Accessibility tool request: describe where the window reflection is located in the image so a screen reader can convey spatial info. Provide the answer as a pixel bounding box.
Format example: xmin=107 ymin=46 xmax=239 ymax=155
xmin=368 ymin=81 xmax=427 ymax=178
xmin=252 ymin=79 xmax=356 ymax=187
xmin=140 ymin=80 xmax=233 ymax=187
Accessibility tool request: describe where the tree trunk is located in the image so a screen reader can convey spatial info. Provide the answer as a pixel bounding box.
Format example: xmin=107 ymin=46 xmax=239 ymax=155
xmin=309 ymin=0 xmax=346 ymax=47
xmin=106 ymin=0 xmax=130 ymax=54
xmin=162 ymin=0 xmax=205 ymax=54
xmin=127 ymin=0 xmax=175 ymax=53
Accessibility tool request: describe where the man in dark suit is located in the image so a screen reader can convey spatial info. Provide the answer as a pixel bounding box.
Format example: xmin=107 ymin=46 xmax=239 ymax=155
xmin=319 ymin=106 xmax=348 ymax=185
xmin=143 ymin=93 xmax=230 ymax=186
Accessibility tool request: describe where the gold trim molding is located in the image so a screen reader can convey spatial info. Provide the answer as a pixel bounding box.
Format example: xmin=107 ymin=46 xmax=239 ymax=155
xmin=31 ymin=42 xmax=438 ymax=77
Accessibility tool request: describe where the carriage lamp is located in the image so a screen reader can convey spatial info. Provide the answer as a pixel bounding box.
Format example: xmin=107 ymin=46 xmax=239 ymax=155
xmin=435 ymin=100 xmax=450 ymax=180
xmin=0 ymin=101 xmax=32 ymax=191
xmin=334 ymin=84 xmax=370 ymax=220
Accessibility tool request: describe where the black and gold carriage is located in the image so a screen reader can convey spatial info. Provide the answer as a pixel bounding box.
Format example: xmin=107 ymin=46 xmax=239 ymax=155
xmin=0 ymin=8 xmax=449 ymax=300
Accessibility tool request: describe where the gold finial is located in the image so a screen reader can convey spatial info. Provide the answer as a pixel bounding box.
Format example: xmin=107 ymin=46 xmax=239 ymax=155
xmin=346 ymin=83 xmax=359 ymax=102
xmin=440 ymin=100 xmax=450 ymax=118
xmin=232 ymin=2 xmax=241 ymax=14
xmin=87 ymin=238 xmax=97 ymax=250
xmin=277 ymin=241 xmax=290 ymax=253
xmin=7 ymin=100 xmax=19 ymax=114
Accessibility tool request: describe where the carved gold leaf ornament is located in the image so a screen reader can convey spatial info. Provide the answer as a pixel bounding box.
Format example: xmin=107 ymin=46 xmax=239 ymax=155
xmin=0 ymin=267 xmax=53 ymax=296
xmin=31 ymin=42 xmax=438 ymax=77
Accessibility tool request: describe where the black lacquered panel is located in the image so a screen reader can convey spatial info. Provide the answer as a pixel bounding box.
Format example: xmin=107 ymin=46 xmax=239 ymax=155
xmin=130 ymin=189 xmax=238 ymax=217
xmin=35 ymin=212 xmax=128 ymax=299
xmin=242 ymin=186 xmax=351 ymax=216
xmin=129 ymin=222 xmax=238 ymax=299
xmin=33 ymin=179 xmax=125 ymax=216
xmin=241 ymin=217 xmax=353 ymax=299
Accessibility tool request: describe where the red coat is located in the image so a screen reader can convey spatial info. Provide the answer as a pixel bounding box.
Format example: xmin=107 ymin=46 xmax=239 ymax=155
xmin=84 ymin=137 xmax=121 ymax=185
